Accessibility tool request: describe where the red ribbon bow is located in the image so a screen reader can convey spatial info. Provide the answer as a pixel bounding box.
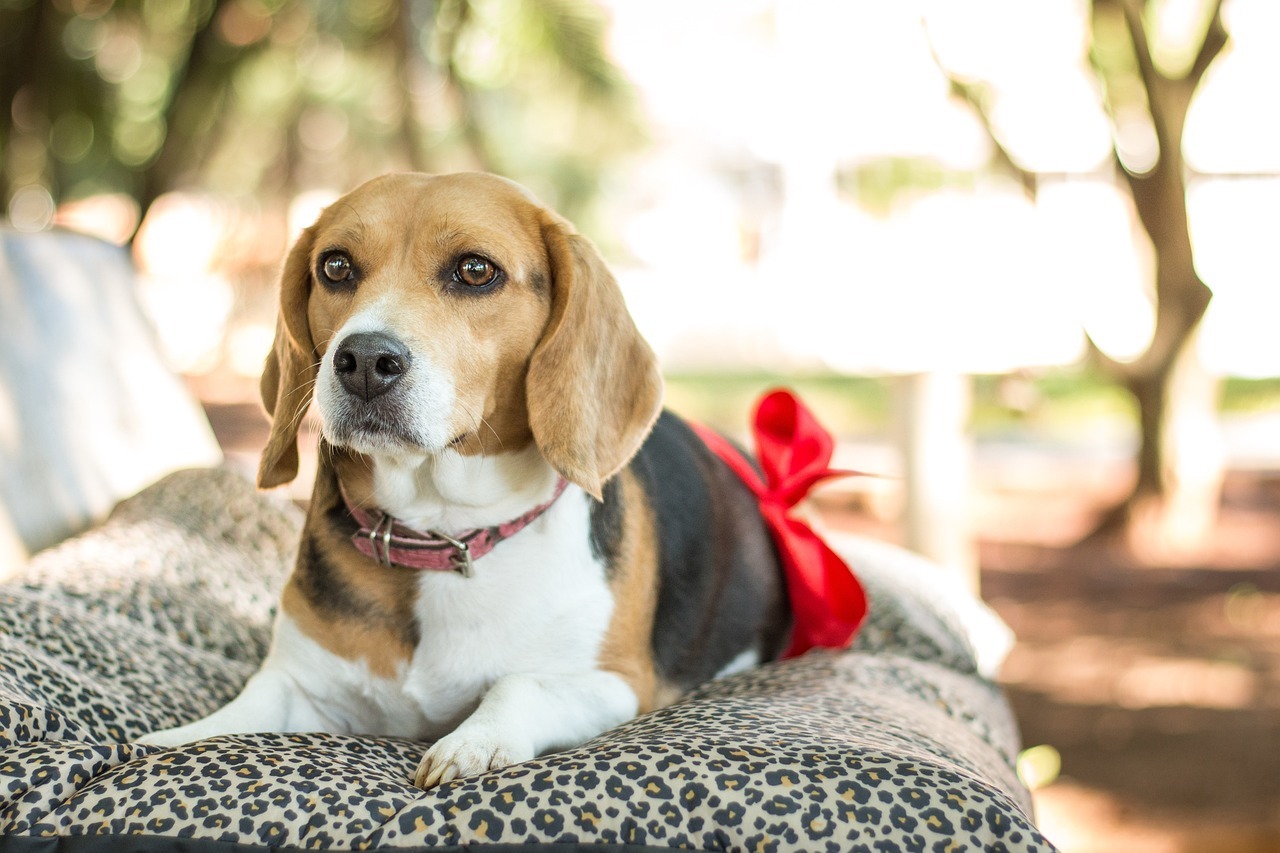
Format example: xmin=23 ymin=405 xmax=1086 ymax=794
xmin=691 ymin=389 xmax=869 ymax=658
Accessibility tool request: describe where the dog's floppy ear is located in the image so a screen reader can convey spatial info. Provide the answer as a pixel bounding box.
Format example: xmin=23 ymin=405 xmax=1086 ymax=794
xmin=527 ymin=217 xmax=663 ymax=500
xmin=258 ymin=225 xmax=318 ymax=489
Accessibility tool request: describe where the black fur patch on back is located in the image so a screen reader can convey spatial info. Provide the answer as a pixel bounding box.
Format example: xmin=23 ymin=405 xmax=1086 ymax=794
xmin=588 ymin=475 xmax=624 ymax=572
xmin=630 ymin=411 xmax=791 ymax=691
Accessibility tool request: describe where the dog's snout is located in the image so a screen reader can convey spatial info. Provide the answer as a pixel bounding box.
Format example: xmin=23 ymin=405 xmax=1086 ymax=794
xmin=333 ymin=332 xmax=411 ymax=401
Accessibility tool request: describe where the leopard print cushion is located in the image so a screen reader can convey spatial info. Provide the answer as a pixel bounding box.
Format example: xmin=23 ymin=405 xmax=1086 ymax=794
xmin=0 ymin=468 xmax=1054 ymax=852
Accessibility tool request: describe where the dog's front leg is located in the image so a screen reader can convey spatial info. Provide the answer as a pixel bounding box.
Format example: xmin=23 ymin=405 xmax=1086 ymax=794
xmin=414 ymin=670 xmax=637 ymax=788
xmin=138 ymin=666 xmax=340 ymax=747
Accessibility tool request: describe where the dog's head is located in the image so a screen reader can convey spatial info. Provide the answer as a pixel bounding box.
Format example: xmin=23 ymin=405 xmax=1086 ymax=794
xmin=258 ymin=172 xmax=663 ymax=500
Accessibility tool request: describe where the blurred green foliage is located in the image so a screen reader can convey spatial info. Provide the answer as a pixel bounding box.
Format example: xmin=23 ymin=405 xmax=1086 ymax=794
xmin=840 ymin=157 xmax=979 ymax=218
xmin=0 ymin=0 xmax=641 ymax=231
xmin=663 ymin=372 xmax=892 ymax=437
xmin=667 ymin=369 xmax=1280 ymax=440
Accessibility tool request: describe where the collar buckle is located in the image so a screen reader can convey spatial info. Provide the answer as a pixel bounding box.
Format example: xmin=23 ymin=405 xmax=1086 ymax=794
xmin=369 ymin=513 xmax=395 ymax=567
xmin=428 ymin=529 xmax=475 ymax=578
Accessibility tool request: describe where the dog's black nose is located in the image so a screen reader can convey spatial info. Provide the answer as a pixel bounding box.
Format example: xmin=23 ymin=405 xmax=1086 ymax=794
xmin=333 ymin=332 xmax=411 ymax=401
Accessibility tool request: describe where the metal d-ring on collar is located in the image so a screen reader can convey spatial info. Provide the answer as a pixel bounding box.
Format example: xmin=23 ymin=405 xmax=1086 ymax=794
xmin=425 ymin=529 xmax=475 ymax=578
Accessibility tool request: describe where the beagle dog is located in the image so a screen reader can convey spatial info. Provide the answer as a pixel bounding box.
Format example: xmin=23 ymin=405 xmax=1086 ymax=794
xmin=141 ymin=172 xmax=789 ymax=788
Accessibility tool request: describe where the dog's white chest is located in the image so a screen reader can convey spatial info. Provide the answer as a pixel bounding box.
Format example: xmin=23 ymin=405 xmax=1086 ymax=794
xmin=287 ymin=495 xmax=614 ymax=740
xmin=400 ymin=504 xmax=613 ymax=732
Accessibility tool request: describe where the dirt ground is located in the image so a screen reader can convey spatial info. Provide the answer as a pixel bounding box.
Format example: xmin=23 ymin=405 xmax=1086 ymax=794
xmin=822 ymin=466 xmax=1280 ymax=853
xmin=200 ymin=397 xmax=1280 ymax=853
xmin=978 ymin=472 xmax=1280 ymax=853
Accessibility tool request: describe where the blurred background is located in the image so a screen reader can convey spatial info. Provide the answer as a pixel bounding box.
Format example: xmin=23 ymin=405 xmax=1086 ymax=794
xmin=2 ymin=0 xmax=1278 ymax=849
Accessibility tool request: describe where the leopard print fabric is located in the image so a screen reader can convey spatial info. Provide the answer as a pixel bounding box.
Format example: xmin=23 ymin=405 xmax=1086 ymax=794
xmin=0 ymin=468 xmax=1055 ymax=852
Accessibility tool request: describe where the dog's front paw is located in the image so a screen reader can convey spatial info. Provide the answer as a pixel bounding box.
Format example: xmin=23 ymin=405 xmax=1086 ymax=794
xmin=414 ymin=727 xmax=533 ymax=789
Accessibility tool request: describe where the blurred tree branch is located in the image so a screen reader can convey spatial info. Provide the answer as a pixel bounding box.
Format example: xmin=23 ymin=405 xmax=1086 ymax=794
xmin=138 ymin=0 xmax=246 ymax=223
xmin=922 ymin=33 xmax=1037 ymax=200
xmin=436 ymin=0 xmax=498 ymax=172
xmin=1089 ymin=0 xmax=1225 ymax=373
xmin=387 ymin=0 xmax=430 ymax=172
xmin=0 ymin=2 xmax=47 ymax=202
xmin=928 ymin=0 xmax=1230 ymax=543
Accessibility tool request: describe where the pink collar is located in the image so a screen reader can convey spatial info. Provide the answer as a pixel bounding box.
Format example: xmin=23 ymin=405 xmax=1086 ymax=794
xmin=340 ymin=479 xmax=570 ymax=577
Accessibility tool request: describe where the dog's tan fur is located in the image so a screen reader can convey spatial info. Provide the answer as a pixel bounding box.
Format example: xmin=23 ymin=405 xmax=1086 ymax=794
xmin=259 ymin=171 xmax=664 ymax=682
xmin=596 ymin=468 xmax=664 ymax=712
xmin=260 ymin=172 xmax=662 ymax=497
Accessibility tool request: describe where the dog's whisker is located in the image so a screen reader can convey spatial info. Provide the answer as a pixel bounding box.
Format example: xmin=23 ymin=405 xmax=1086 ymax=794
xmin=478 ymin=417 xmax=503 ymax=455
xmin=281 ymin=384 xmax=317 ymax=437
xmin=275 ymin=367 xmax=321 ymax=438
xmin=452 ymin=398 xmax=491 ymax=452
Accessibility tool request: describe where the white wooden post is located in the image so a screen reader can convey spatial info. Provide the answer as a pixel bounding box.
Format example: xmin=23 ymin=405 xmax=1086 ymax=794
xmin=893 ymin=371 xmax=979 ymax=594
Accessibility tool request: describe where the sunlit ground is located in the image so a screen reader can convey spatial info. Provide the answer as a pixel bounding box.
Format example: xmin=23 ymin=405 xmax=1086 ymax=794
xmin=821 ymin=452 xmax=1280 ymax=853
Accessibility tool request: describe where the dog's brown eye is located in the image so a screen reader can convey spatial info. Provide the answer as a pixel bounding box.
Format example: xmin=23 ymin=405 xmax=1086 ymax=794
xmin=456 ymin=255 xmax=498 ymax=287
xmin=322 ymin=253 xmax=353 ymax=283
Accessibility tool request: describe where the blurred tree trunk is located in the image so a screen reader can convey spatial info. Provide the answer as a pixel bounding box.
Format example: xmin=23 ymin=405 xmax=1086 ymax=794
xmin=894 ymin=372 xmax=978 ymax=592
xmin=934 ymin=0 xmax=1227 ymax=547
xmin=388 ymin=0 xmax=431 ymax=172
xmin=0 ymin=2 xmax=47 ymax=203
xmin=1087 ymin=0 xmax=1224 ymax=546
xmin=435 ymin=0 xmax=499 ymax=172
xmin=136 ymin=0 xmax=244 ymax=228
